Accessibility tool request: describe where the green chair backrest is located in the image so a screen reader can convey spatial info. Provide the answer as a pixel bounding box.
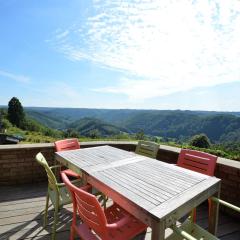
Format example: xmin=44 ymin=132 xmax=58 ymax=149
xmin=135 ymin=140 xmax=159 ymax=159
xmin=35 ymin=152 xmax=58 ymax=192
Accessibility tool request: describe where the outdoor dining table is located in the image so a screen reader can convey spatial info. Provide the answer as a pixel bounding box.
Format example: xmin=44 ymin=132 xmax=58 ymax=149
xmin=55 ymin=145 xmax=221 ymax=240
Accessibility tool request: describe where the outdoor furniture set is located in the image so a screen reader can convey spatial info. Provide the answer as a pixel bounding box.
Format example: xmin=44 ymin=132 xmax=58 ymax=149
xmin=36 ymin=139 xmax=240 ymax=240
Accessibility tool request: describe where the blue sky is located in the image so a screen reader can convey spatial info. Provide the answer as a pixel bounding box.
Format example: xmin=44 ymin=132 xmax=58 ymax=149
xmin=0 ymin=0 xmax=240 ymax=111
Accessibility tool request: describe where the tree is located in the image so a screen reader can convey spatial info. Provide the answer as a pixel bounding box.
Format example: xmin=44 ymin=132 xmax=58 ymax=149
xmin=189 ymin=133 xmax=211 ymax=148
xmin=88 ymin=129 xmax=101 ymax=139
xmin=135 ymin=130 xmax=145 ymax=140
xmin=64 ymin=128 xmax=79 ymax=138
xmin=7 ymin=97 xmax=25 ymax=128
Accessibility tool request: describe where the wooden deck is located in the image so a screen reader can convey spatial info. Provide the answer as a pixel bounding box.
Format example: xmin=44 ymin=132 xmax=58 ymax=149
xmin=0 ymin=183 xmax=239 ymax=240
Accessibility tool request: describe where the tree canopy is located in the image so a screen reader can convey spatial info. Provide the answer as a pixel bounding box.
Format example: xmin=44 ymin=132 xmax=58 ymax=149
xmin=7 ymin=97 xmax=25 ymax=128
xmin=189 ymin=133 xmax=211 ymax=148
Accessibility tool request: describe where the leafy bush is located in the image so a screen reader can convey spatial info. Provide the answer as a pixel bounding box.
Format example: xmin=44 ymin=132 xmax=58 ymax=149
xmin=1 ymin=118 xmax=13 ymax=129
xmin=189 ymin=134 xmax=211 ymax=148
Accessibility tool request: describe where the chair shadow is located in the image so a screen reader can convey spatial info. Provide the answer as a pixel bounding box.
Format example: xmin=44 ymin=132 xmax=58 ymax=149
xmin=0 ymin=206 xmax=73 ymax=239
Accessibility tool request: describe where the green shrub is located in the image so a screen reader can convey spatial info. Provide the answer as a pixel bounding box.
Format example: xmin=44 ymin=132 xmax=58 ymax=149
xmin=189 ymin=134 xmax=211 ymax=148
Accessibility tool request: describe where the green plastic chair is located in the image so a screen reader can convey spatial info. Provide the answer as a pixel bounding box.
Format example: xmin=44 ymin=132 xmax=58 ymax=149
xmin=135 ymin=140 xmax=159 ymax=159
xmin=168 ymin=219 xmax=219 ymax=240
xmin=166 ymin=197 xmax=240 ymax=240
xmin=36 ymin=152 xmax=82 ymax=240
xmin=211 ymin=196 xmax=240 ymax=215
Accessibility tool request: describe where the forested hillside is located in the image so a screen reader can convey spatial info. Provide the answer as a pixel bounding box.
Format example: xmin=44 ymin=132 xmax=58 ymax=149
xmin=25 ymin=107 xmax=240 ymax=144
xmin=68 ymin=117 xmax=128 ymax=137
xmin=2 ymin=101 xmax=240 ymax=160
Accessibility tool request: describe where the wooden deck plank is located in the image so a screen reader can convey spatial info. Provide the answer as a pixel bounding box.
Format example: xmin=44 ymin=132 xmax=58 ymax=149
xmin=220 ymin=231 xmax=240 ymax=240
xmin=0 ymin=189 xmax=47 ymax=203
xmin=0 ymin=201 xmax=45 ymax=212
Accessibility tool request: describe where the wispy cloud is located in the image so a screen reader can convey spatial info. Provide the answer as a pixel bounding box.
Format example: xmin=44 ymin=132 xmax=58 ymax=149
xmin=55 ymin=30 xmax=70 ymax=40
xmin=40 ymin=81 xmax=79 ymax=99
xmin=51 ymin=0 xmax=240 ymax=100
xmin=0 ymin=70 xmax=30 ymax=83
xmin=29 ymin=81 xmax=81 ymax=107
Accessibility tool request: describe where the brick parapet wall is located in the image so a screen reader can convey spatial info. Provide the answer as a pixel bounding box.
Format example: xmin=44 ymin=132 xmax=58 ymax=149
xmin=215 ymin=158 xmax=240 ymax=218
xmin=0 ymin=141 xmax=239 ymax=217
xmin=0 ymin=143 xmax=55 ymax=185
xmin=0 ymin=141 xmax=137 ymax=185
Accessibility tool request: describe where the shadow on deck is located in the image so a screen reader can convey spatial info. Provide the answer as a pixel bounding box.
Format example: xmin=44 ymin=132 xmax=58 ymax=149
xmin=0 ymin=183 xmax=239 ymax=240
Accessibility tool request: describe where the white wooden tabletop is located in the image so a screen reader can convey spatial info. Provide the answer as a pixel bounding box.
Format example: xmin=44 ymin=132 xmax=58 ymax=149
xmin=55 ymin=145 xmax=221 ymax=240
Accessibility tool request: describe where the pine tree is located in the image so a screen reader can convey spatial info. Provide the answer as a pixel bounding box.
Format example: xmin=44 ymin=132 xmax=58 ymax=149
xmin=7 ymin=97 xmax=25 ymax=128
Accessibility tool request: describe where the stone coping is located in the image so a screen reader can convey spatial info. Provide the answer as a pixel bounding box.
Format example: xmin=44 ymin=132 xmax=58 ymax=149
xmin=0 ymin=141 xmax=239 ymax=170
xmin=0 ymin=141 xmax=135 ymax=150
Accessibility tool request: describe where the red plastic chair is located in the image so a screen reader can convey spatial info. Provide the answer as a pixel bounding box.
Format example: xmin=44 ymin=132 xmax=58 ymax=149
xmin=55 ymin=138 xmax=108 ymax=208
xmin=177 ymin=149 xmax=217 ymax=176
xmin=177 ymin=149 xmax=218 ymax=222
xmin=54 ymin=138 xmax=80 ymax=178
xmin=61 ymin=171 xmax=147 ymax=240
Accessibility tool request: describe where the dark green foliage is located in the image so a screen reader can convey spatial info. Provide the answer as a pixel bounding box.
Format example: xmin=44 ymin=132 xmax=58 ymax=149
xmin=25 ymin=110 xmax=65 ymax=129
xmin=7 ymin=97 xmax=25 ymax=128
xmin=1 ymin=118 xmax=13 ymax=130
xmin=88 ymin=129 xmax=101 ymax=139
xmin=64 ymin=129 xmax=80 ymax=138
xmin=22 ymin=118 xmax=43 ymax=132
xmin=135 ymin=130 xmax=145 ymax=140
xmin=0 ymin=109 xmax=4 ymax=131
xmin=68 ymin=117 xmax=127 ymax=137
xmin=189 ymin=134 xmax=211 ymax=148
xmin=2 ymin=98 xmax=64 ymax=140
xmin=24 ymin=107 xmax=240 ymax=146
xmin=3 ymin=104 xmax=240 ymax=160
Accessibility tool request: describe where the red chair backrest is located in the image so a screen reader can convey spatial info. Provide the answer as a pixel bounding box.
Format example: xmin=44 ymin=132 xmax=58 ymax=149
xmin=177 ymin=149 xmax=217 ymax=176
xmin=61 ymin=172 xmax=108 ymax=237
xmin=54 ymin=138 xmax=80 ymax=152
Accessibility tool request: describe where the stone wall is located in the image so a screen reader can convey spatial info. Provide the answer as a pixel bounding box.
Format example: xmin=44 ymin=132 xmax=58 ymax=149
xmin=0 ymin=141 xmax=239 ymax=218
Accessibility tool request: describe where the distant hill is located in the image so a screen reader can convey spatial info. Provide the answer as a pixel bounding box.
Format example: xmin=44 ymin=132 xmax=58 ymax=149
xmin=24 ymin=107 xmax=240 ymax=143
xmin=123 ymin=111 xmax=240 ymax=143
xmin=25 ymin=110 xmax=66 ymax=129
xmin=68 ymin=117 xmax=128 ymax=137
xmin=25 ymin=107 xmax=143 ymax=124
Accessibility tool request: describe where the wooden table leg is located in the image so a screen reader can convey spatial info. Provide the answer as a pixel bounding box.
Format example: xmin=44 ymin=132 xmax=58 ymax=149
xmin=208 ymin=184 xmax=221 ymax=235
xmin=82 ymin=172 xmax=88 ymax=185
xmin=151 ymin=220 xmax=165 ymax=240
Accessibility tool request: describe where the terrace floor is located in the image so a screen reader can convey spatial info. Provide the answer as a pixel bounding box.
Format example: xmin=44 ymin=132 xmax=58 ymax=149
xmin=0 ymin=183 xmax=239 ymax=240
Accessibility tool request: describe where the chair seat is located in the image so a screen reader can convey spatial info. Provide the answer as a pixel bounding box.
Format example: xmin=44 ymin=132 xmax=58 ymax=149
xmin=74 ymin=203 xmax=147 ymax=240
xmin=105 ymin=204 xmax=147 ymax=240
xmin=166 ymin=219 xmax=219 ymax=240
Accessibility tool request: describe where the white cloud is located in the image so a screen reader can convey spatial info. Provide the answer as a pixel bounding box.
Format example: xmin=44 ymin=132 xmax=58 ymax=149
xmin=42 ymin=81 xmax=79 ymax=99
xmin=0 ymin=70 xmax=30 ymax=83
xmin=51 ymin=0 xmax=240 ymax=100
xmin=55 ymin=30 xmax=69 ymax=40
